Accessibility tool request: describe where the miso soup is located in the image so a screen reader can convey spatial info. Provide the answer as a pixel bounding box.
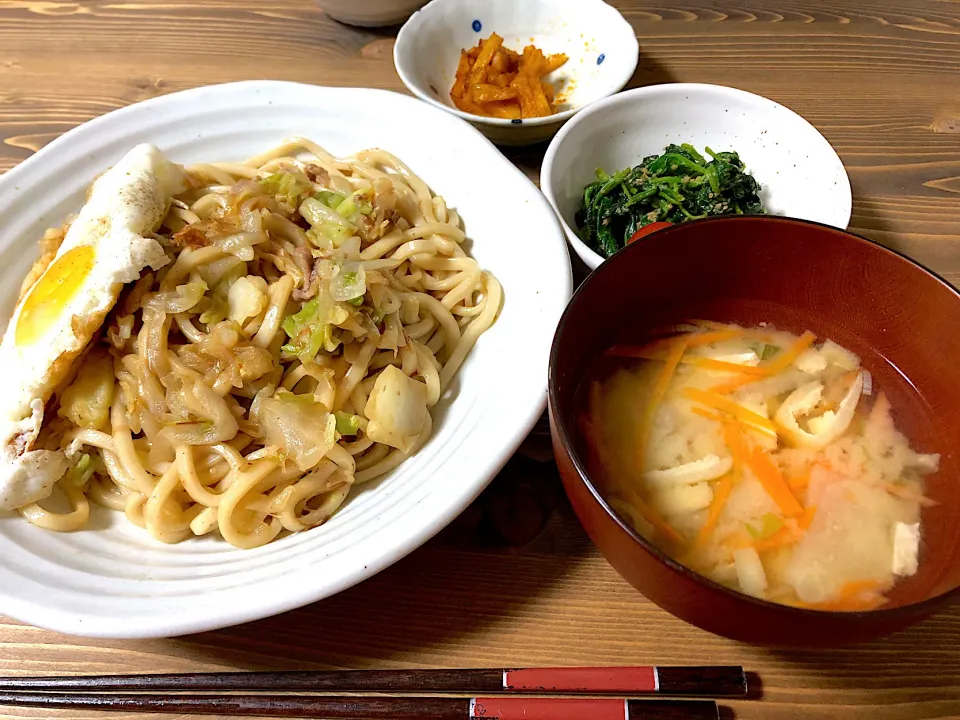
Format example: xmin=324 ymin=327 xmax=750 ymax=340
xmin=579 ymin=322 xmax=939 ymax=610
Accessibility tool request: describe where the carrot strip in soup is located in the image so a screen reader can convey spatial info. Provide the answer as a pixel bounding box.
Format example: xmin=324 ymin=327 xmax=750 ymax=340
xmin=683 ymin=329 xmax=745 ymax=347
xmin=744 ymin=446 xmax=803 ymax=517
xmin=763 ymin=330 xmax=817 ymax=375
xmin=885 ymin=483 xmax=938 ymax=507
xmin=623 ymin=486 xmax=684 ymax=545
xmin=637 ymin=340 xmax=688 ymax=472
xmin=711 ymin=330 xmax=817 ymax=394
xmin=690 ymin=406 xmax=722 ymax=422
xmin=799 ymin=504 xmax=818 ymax=529
xmin=682 ymin=387 xmax=778 ymax=435
xmin=686 ymin=357 xmax=770 ymax=375
xmin=697 ymin=422 xmax=743 ymax=544
xmin=794 ymin=579 xmax=889 ymax=612
xmin=606 ymin=346 xmax=769 ymax=375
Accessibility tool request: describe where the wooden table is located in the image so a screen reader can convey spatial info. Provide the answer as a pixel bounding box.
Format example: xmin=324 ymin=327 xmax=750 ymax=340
xmin=2 ymin=1 xmax=960 ymax=718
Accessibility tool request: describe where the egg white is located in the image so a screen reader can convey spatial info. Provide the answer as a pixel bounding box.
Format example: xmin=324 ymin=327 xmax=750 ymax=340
xmin=0 ymin=144 xmax=182 ymax=510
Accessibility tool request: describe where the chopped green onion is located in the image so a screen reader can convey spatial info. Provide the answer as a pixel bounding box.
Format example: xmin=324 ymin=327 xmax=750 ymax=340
xmin=348 ymin=296 xmax=364 ymax=306
xmin=334 ymin=411 xmax=362 ymax=436
xmin=66 ymin=453 xmax=93 ymax=486
xmin=760 ymin=344 xmax=780 ymax=361
xmin=746 ymin=512 xmax=784 ymax=540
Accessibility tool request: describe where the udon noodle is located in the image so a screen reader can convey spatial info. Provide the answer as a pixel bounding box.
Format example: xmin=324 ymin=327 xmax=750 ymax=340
xmin=23 ymin=138 xmax=501 ymax=548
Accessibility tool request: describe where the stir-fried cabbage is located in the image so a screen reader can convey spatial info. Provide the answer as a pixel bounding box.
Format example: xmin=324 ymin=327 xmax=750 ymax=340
xmin=228 ymin=275 xmax=268 ymax=324
xmin=364 ymin=365 xmax=428 ymax=453
xmin=260 ymin=392 xmax=336 ymax=471
xmin=281 ymin=290 xmax=349 ymax=359
xmin=58 ymin=349 xmax=115 ymax=430
xmin=330 ymin=262 xmax=366 ymax=302
xmin=260 ymin=170 xmax=311 ymax=210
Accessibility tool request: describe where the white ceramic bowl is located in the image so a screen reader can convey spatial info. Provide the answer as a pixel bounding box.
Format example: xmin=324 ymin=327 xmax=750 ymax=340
xmin=0 ymin=81 xmax=572 ymax=638
xmin=394 ymin=0 xmax=639 ymax=146
xmin=316 ymin=0 xmax=426 ymax=27
xmin=541 ymin=83 xmax=853 ymax=269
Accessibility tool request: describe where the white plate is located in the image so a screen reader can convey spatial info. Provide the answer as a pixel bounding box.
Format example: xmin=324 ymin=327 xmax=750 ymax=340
xmin=541 ymin=83 xmax=853 ymax=269
xmin=0 ymin=81 xmax=572 ymax=638
xmin=394 ymin=0 xmax=638 ymax=146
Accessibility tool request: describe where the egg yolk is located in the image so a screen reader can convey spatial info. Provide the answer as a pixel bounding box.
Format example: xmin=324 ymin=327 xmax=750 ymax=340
xmin=16 ymin=245 xmax=95 ymax=346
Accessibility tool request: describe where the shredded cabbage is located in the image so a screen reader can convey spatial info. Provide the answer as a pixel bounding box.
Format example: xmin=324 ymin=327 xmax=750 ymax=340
xmin=281 ymin=291 xmax=349 ymax=359
xmin=335 ymin=190 xmax=373 ymax=219
xmin=300 ymin=197 xmax=352 ymax=228
xmin=321 ymin=223 xmax=355 ymax=245
xmin=228 ymin=275 xmax=268 ymax=325
xmin=58 ymin=351 xmax=115 ymax=430
xmin=199 ymin=295 xmax=229 ymax=325
xmin=315 ymin=190 xmax=346 ymax=209
xmin=261 ymin=392 xmax=336 ymax=471
xmin=364 ymin=365 xmax=428 ymax=453
xmin=260 ymin=171 xmax=311 ymax=208
xmin=330 ymin=263 xmax=366 ymax=302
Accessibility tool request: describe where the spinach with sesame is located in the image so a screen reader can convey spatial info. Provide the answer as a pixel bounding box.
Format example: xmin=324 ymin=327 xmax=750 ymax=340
xmin=575 ymin=143 xmax=765 ymax=258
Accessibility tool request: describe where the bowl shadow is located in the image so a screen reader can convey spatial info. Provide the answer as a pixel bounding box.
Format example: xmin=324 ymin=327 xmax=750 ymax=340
xmin=625 ymin=53 xmax=679 ymax=90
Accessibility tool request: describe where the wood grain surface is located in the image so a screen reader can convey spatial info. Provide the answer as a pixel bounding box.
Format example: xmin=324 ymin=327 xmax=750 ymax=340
xmin=1 ymin=1 xmax=959 ymax=719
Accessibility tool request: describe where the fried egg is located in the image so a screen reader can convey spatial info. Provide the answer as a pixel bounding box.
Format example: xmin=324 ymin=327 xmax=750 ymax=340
xmin=0 ymin=144 xmax=184 ymax=510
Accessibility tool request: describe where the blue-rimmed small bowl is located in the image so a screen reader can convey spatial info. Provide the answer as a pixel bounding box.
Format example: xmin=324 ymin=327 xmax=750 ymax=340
xmin=394 ymin=0 xmax=639 ymax=146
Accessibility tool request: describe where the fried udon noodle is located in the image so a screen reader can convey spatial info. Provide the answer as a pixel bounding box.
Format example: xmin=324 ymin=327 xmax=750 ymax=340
xmin=22 ymin=138 xmax=501 ymax=549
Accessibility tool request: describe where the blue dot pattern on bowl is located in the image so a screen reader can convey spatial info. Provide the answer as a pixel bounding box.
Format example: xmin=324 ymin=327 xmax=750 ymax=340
xmin=511 ymin=118 xmax=523 ymax=125
xmin=472 ymin=19 xmax=482 ymax=32
xmin=597 ymin=53 xmax=606 ymax=65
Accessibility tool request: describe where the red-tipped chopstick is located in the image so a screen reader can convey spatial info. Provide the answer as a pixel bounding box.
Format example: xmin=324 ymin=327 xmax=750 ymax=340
xmin=0 ymin=666 xmax=747 ymax=697
xmin=0 ymin=692 xmax=720 ymax=719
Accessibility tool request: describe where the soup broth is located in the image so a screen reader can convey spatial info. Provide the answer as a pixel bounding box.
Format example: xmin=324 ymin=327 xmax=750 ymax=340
xmin=580 ymin=322 xmax=940 ymax=610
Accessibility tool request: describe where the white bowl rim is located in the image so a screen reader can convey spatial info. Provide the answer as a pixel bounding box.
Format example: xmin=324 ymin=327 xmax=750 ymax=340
xmin=541 ymin=82 xmax=854 ymax=269
xmin=393 ymin=0 xmax=639 ymax=128
xmin=0 ymin=80 xmax=573 ymax=638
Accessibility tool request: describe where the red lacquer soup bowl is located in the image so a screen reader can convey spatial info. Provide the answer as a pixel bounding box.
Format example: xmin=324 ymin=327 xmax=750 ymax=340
xmin=548 ymin=216 xmax=960 ymax=646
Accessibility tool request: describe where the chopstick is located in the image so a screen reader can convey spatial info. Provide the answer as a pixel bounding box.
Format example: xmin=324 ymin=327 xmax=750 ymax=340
xmin=0 ymin=666 xmax=747 ymax=697
xmin=0 ymin=692 xmax=721 ymax=720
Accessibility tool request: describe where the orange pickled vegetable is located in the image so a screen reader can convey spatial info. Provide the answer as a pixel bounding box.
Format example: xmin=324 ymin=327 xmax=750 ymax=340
xmin=450 ymin=34 xmax=567 ymax=119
